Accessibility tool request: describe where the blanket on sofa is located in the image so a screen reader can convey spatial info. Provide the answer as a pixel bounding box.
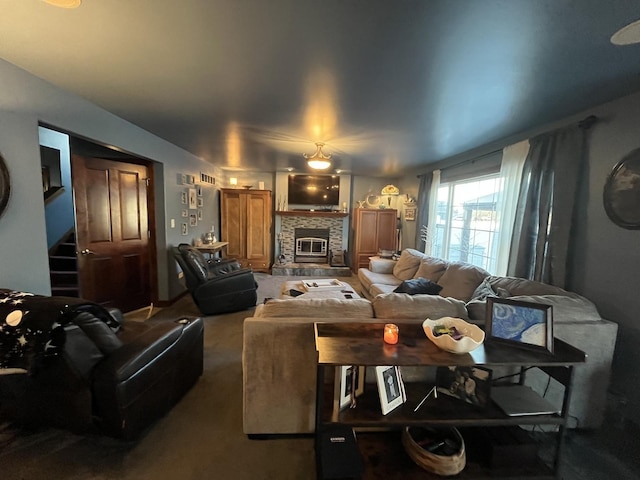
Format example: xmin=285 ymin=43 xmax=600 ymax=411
xmin=0 ymin=289 xmax=119 ymax=374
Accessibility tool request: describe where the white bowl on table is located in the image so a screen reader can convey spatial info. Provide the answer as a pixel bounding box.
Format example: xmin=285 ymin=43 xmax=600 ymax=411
xmin=422 ymin=317 xmax=485 ymax=354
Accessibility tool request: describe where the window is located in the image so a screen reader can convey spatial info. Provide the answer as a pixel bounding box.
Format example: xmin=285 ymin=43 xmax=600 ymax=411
xmin=431 ymin=174 xmax=502 ymax=273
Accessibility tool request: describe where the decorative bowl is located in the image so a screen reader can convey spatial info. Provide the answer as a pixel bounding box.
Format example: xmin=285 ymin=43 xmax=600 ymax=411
xmin=243 ymin=185 xmax=253 ymax=189
xmin=422 ymin=317 xmax=485 ymax=354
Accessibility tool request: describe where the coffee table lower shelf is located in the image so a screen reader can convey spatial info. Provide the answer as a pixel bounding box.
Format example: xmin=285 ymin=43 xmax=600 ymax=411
xmin=354 ymin=430 xmax=556 ymax=480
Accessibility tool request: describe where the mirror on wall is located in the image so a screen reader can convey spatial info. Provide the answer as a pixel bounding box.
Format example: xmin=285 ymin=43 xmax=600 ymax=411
xmin=603 ymin=148 xmax=640 ymax=229
xmin=0 ymin=152 xmax=9 ymax=217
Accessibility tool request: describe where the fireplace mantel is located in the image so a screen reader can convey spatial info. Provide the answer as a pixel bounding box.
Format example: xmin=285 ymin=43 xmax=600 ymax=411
xmin=275 ymin=210 xmax=348 ymax=218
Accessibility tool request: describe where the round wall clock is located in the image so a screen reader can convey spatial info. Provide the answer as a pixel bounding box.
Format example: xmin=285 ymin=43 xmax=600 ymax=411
xmin=0 ymin=153 xmax=10 ymax=218
xmin=603 ymin=148 xmax=640 ymax=229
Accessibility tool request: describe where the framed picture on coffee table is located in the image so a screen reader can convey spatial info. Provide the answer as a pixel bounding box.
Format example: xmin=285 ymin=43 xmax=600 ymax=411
xmin=486 ymin=297 xmax=553 ymax=354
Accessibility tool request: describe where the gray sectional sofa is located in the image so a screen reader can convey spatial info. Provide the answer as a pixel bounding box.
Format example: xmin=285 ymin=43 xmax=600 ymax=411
xmin=242 ymin=249 xmax=618 ymax=435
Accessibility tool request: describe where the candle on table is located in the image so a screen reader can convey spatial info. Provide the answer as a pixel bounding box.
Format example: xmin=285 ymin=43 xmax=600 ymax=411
xmin=383 ymin=323 xmax=399 ymax=344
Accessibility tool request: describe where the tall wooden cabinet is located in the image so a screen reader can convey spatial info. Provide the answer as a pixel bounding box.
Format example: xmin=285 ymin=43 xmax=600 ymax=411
xmin=351 ymin=208 xmax=397 ymax=271
xmin=221 ymin=188 xmax=272 ymax=272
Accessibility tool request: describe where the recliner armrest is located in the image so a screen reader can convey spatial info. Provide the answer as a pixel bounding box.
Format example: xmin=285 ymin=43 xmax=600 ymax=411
xmin=94 ymin=322 xmax=183 ymax=382
xmin=195 ymin=268 xmax=257 ymax=297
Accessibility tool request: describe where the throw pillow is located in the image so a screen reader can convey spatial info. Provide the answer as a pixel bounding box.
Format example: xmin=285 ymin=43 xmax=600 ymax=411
xmin=393 ymin=277 xmax=443 ymax=295
xmin=437 ymin=262 xmax=490 ymax=302
xmin=392 ymin=248 xmax=425 ymax=280
xmin=470 ymin=278 xmax=498 ymax=301
xmin=412 ymin=256 xmax=448 ymax=283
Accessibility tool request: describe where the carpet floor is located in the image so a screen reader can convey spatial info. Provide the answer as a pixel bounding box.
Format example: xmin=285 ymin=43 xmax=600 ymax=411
xmin=0 ymin=274 xmax=637 ymax=479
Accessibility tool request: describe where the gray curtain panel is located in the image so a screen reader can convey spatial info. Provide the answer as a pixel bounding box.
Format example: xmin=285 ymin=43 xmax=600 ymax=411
xmin=415 ymin=173 xmax=433 ymax=250
xmin=507 ymin=124 xmax=589 ymax=288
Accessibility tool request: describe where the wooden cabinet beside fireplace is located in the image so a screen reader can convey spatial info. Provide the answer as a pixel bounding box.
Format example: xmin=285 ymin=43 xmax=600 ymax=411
xmin=351 ymin=208 xmax=397 ymax=272
xmin=221 ymin=188 xmax=272 ymax=272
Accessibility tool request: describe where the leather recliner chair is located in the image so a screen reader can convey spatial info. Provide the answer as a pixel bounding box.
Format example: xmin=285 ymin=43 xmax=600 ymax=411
xmin=173 ymin=244 xmax=258 ymax=315
xmin=0 ymin=296 xmax=204 ymax=440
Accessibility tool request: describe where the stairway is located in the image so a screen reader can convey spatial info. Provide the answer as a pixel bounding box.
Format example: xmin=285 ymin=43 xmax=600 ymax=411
xmin=49 ymin=230 xmax=80 ymax=297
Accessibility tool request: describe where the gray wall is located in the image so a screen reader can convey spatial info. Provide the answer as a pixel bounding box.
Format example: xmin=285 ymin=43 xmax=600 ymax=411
xmin=569 ymin=91 xmax=640 ymax=425
xmin=0 ymin=58 xmax=219 ymax=301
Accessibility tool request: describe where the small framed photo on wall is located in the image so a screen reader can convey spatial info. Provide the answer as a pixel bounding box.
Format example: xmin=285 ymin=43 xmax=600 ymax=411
xmin=404 ymin=205 xmax=416 ymax=221
xmin=188 ymin=188 xmax=197 ymax=209
xmin=197 ymin=209 xmax=203 ymax=221
xmin=181 ymin=191 xmax=188 ymax=205
xmin=196 ymin=185 xmax=203 ymax=197
xmin=181 ymin=209 xmax=188 ymax=217
xmin=181 ymin=223 xmax=188 ymax=236
xmin=197 ymin=197 xmax=204 ymax=208
xmin=189 ymin=213 xmax=197 ymax=227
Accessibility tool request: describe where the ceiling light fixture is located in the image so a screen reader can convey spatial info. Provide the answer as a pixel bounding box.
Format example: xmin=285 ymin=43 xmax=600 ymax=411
xmin=611 ymin=19 xmax=640 ymax=45
xmin=42 ymin=0 xmax=82 ymax=7
xmin=304 ymin=142 xmax=332 ymax=170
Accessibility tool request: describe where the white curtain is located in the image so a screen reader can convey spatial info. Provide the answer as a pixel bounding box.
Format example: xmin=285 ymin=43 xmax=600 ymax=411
xmin=494 ymin=140 xmax=529 ymax=275
xmin=424 ymin=170 xmax=440 ymax=255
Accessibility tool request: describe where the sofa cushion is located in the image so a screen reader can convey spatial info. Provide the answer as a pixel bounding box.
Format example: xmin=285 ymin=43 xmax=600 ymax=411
xmin=372 ymin=293 xmax=469 ymax=320
xmin=253 ymin=298 xmax=374 ymax=318
xmin=369 ymin=283 xmax=399 ymax=296
xmin=392 ymin=249 xmax=425 ymax=280
xmin=437 ymin=262 xmax=489 ymax=302
xmin=394 ymin=277 xmax=443 ymax=295
xmin=506 ymin=295 xmax=601 ymax=323
xmin=412 ymin=256 xmax=448 ymax=283
xmin=486 ymin=276 xmax=572 ymax=297
xmin=358 ymin=268 xmax=402 ymax=291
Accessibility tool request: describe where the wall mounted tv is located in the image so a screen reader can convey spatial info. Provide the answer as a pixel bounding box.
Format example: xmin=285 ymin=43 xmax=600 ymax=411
xmin=288 ymin=175 xmax=340 ymax=207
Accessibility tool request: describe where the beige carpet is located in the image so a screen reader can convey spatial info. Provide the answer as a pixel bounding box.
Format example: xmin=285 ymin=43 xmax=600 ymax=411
xmin=0 ymin=274 xmax=361 ymax=480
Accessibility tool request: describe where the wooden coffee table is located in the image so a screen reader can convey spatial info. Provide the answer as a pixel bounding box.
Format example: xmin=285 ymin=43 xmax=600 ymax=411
xmin=280 ymin=280 xmax=360 ymax=300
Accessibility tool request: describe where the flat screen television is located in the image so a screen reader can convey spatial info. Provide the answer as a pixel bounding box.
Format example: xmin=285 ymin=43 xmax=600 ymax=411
xmin=288 ymin=175 xmax=340 ymax=207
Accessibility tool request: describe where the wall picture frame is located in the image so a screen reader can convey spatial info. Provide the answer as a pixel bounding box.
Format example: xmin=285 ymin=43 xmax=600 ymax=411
xmin=181 ymin=223 xmax=188 ymax=236
xmin=334 ymin=365 xmax=365 ymax=412
xmin=375 ymin=366 xmax=406 ymax=415
xmin=188 ymin=188 xmax=197 ymax=209
xmin=197 ymin=197 xmax=204 ymax=207
xmin=404 ymin=205 xmax=416 ymax=221
xmin=181 ymin=209 xmax=188 ymax=217
xmin=181 ymin=191 xmax=187 ymax=205
xmin=196 ymin=185 xmax=203 ymax=197
xmin=486 ymin=297 xmax=554 ymax=354
xmin=197 ymin=209 xmax=203 ymax=221
xmin=189 ymin=213 xmax=197 ymax=227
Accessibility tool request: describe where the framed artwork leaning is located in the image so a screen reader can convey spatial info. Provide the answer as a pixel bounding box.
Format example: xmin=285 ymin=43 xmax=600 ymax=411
xmin=375 ymin=366 xmax=406 ymax=415
xmin=334 ymin=365 xmax=365 ymax=412
xmin=486 ymin=297 xmax=554 ymax=354
xmin=436 ymin=366 xmax=492 ymax=408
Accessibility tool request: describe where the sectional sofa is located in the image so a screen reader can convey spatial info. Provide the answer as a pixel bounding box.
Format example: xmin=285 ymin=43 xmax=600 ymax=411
xmin=242 ymin=249 xmax=618 ymax=435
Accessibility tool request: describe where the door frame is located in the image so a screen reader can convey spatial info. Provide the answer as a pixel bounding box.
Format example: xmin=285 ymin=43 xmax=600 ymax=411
xmin=41 ymin=123 xmax=159 ymax=306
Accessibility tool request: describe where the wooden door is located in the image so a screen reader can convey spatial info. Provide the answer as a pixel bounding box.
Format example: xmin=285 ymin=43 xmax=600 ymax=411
xmin=72 ymin=155 xmax=153 ymax=312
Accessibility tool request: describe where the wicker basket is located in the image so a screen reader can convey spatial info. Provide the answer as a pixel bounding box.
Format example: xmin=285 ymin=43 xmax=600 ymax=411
xmin=401 ymin=426 xmax=466 ymax=476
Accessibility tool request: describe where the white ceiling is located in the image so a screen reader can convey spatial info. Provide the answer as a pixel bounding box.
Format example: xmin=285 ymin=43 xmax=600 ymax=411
xmin=1 ymin=0 xmax=640 ymax=176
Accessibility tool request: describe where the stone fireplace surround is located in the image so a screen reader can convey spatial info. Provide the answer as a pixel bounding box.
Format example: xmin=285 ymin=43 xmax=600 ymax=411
xmin=272 ymin=213 xmax=351 ymax=276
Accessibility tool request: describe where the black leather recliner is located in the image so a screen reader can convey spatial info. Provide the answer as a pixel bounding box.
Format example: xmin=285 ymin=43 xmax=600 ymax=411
xmin=173 ymin=244 xmax=258 ymax=315
xmin=0 ymin=293 xmax=204 ymax=440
